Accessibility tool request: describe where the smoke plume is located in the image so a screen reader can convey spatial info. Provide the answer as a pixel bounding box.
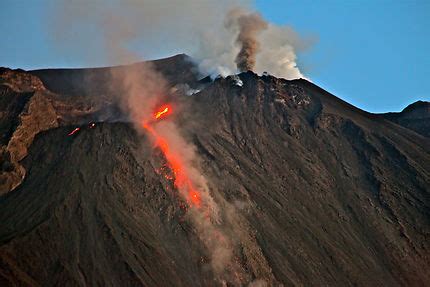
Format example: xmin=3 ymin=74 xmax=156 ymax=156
xmin=49 ymin=0 xmax=239 ymax=278
xmin=48 ymin=0 xmax=311 ymax=79
xmin=226 ymin=9 xmax=268 ymax=72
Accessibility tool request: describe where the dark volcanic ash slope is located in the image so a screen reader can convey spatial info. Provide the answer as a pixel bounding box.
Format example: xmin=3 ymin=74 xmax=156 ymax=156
xmin=0 ymin=60 xmax=429 ymax=286
xmin=381 ymin=100 xmax=430 ymax=138
xmin=186 ymin=73 xmax=430 ymax=286
xmin=30 ymin=54 xmax=200 ymax=97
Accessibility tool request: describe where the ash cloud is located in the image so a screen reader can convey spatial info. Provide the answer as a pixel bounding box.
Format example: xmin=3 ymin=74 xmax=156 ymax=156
xmin=226 ymin=9 xmax=268 ymax=72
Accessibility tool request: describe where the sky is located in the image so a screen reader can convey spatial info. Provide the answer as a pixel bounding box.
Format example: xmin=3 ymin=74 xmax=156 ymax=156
xmin=0 ymin=0 xmax=429 ymax=113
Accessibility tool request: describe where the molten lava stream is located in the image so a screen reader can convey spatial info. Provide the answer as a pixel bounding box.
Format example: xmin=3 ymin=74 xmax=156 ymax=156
xmin=143 ymin=105 xmax=201 ymax=208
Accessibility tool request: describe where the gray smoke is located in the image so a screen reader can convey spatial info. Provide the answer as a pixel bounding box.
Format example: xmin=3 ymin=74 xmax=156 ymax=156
xmin=226 ymin=9 xmax=268 ymax=72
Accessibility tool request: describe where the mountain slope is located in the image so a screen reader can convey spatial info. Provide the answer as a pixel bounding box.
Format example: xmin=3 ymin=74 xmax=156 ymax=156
xmin=186 ymin=73 xmax=430 ymax=285
xmin=382 ymin=101 xmax=430 ymax=137
xmin=30 ymin=54 xmax=200 ymax=97
xmin=0 ymin=60 xmax=429 ymax=286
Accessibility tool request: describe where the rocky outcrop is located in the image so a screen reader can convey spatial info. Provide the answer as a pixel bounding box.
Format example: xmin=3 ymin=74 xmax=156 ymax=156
xmin=0 ymin=68 xmax=45 ymax=93
xmin=0 ymin=69 xmax=58 ymax=194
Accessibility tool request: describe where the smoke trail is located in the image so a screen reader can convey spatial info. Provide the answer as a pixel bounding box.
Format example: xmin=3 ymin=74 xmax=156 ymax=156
xmin=226 ymin=9 xmax=268 ymax=72
xmin=49 ymin=0 xmax=238 ymax=279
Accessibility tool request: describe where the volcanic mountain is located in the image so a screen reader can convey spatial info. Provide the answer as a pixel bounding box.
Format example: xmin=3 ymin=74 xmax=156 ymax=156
xmin=0 ymin=54 xmax=429 ymax=286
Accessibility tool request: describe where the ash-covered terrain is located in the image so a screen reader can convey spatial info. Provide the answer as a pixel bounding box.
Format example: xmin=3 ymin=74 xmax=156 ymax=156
xmin=0 ymin=54 xmax=429 ymax=286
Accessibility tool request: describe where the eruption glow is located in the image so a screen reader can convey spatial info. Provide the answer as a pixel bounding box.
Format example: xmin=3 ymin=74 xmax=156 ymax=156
xmin=154 ymin=106 xmax=171 ymax=119
xmin=68 ymin=127 xmax=80 ymax=136
xmin=143 ymin=104 xmax=201 ymax=208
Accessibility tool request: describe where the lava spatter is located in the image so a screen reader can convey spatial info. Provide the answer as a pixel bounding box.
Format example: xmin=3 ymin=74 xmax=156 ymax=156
xmin=68 ymin=127 xmax=80 ymax=136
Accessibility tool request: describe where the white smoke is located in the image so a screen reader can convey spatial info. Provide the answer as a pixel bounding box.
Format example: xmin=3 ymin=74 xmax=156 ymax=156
xmin=255 ymin=24 xmax=306 ymax=79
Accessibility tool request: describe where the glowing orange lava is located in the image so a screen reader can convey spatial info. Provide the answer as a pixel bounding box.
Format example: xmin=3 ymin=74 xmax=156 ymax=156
xmin=143 ymin=105 xmax=201 ymax=208
xmin=154 ymin=105 xmax=171 ymax=119
xmin=68 ymin=127 xmax=80 ymax=136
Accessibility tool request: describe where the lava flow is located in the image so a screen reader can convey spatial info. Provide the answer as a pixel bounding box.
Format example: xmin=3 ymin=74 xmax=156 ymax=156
xmin=68 ymin=127 xmax=80 ymax=136
xmin=143 ymin=104 xmax=201 ymax=208
xmin=155 ymin=105 xmax=171 ymax=119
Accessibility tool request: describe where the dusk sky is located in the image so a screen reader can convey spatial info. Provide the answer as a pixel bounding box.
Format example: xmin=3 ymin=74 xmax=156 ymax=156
xmin=1 ymin=0 xmax=429 ymax=113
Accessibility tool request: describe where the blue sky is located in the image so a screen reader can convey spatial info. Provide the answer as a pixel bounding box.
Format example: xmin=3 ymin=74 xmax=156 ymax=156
xmin=255 ymin=0 xmax=430 ymax=113
xmin=1 ymin=0 xmax=429 ymax=113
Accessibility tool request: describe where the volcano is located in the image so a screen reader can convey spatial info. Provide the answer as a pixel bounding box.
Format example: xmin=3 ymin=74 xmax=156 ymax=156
xmin=0 ymin=54 xmax=429 ymax=286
